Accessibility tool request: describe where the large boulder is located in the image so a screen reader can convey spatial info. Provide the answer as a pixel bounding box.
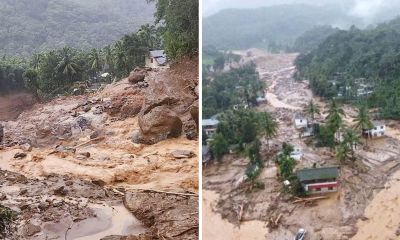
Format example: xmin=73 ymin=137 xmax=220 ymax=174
xmin=128 ymin=71 xmax=145 ymax=84
xmin=141 ymin=72 xmax=196 ymax=116
xmin=138 ymin=106 xmax=182 ymax=144
xmin=189 ymin=100 xmax=199 ymax=129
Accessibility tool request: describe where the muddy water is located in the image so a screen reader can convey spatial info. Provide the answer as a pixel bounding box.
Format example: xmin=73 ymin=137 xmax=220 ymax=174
xmin=202 ymin=190 xmax=267 ymax=240
xmin=352 ymin=170 xmax=400 ymax=240
xmin=71 ymin=205 xmax=146 ymax=240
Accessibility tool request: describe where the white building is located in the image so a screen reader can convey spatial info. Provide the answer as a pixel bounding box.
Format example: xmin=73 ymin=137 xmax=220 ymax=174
xmin=290 ymin=147 xmax=303 ymax=161
xmin=277 ymin=146 xmax=303 ymax=161
xmin=364 ymin=120 xmax=386 ymax=138
xmin=145 ymin=50 xmax=170 ymax=68
xmin=294 ymin=113 xmax=308 ymax=129
xmin=202 ymin=119 xmax=219 ymax=138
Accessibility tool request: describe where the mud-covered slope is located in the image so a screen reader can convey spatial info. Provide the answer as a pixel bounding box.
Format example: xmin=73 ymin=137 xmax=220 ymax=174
xmin=0 ymin=60 xmax=199 ymax=239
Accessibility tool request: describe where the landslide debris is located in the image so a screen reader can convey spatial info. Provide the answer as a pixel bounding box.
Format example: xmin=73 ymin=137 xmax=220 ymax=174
xmin=138 ymin=58 xmax=199 ymax=144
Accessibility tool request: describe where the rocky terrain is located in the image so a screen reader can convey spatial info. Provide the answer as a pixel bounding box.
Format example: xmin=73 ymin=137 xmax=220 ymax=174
xmin=0 ymin=58 xmax=199 ymax=239
xmin=203 ymin=50 xmax=400 ymax=240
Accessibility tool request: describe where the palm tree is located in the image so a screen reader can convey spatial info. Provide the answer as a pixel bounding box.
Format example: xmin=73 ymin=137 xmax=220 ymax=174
xmin=30 ymin=53 xmax=43 ymax=70
xmin=342 ymin=128 xmax=362 ymax=159
xmin=326 ymin=98 xmax=345 ymax=120
xmin=259 ymin=111 xmax=278 ymax=147
xmin=88 ymin=48 xmax=104 ymax=75
xmin=336 ymin=143 xmax=352 ymax=162
xmin=102 ymin=45 xmax=114 ymax=66
xmin=304 ymin=99 xmax=321 ymax=123
xmin=138 ymin=24 xmax=158 ymax=50
xmin=353 ymin=105 xmax=374 ymax=147
xmin=114 ymin=40 xmax=128 ymax=75
xmin=56 ymin=46 xmax=80 ymax=84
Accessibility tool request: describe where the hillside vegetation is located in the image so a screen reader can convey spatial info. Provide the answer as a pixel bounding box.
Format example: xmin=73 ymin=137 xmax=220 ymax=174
xmin=295 ymin=17 xmax=400 ymax=119
xmin=203 ymin=4 xmax=357 ymax=51
xmin=291 ymin=25 xmax=340 ymax=53
xmin=0 ymin=0 xmax=155 ymax=57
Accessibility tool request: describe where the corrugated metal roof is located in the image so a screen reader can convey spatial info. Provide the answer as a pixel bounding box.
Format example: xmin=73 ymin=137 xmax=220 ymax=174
xmin=155 ymin=56 xmax=167 ymax=65
xmin=296 ymin=167 xmax=338 ymax=182
xmin=150 ymin=50 xmax=165 ymax=58
xmin=202 ymin=119 xmax=219 ymax=126
xmin=372 ymin=120 xmax=384 ymax=127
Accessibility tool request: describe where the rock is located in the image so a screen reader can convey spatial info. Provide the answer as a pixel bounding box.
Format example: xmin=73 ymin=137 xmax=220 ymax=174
xmin=19 ymin=189 xmax=28 ymax=195
xmin=75 ymin=116 xmax=90 ymax=131
xmin=54 ymin=186 xmax=68 ymax=195
xmin=103 ymin=97 xmax=111 ymax=102
xmin=180 ymin=159 xmax=187 ymax=164
xmin=340 ymin=226 xmax=356 ymax=236
xmin=138 ymin=106 xmax=182 ymax=144
xmin=76 ymin=155 xmax=87 ymax=160
xmin=38 ymin=202 xmax=50 ymax=211
xmin=92 ymin=179 xmax=106 ymax=187
xmin=79 ymin=152 xmax=91 ymax=158
xmin=36 ymin=126 xmax=52 ymax=139
xmin=55 ymin=145 xmax=65 ymax=151
xmin=94 ymin=189 xmax=106 ymax=198
xmin=0 ymin=193 xmax=6 ymax=201
xmin=93 ymin=108 xmax=103 ymax=115
xmin=52 ymin=121 xmax=72 ymax=138
xmin=22 ymin=223 xmax=41 ymax=236
xmin=120 ymin=101 xmax=142 ymax=117
xmin=131 ymin=131 xmax=140 ymax=144
xmin=128 ymin=71 xmax=145 ymax=84
xmin=171 ymin=150 xmax=195 ymax=158
xmin=195 ymin=85 xmax=199 ymax=96
xmin=122 ymin=154 xmax=135 ymax=160
xmin=65 ymin=180 xmax=73 ymax=186
xmin=189 ymin=100 xmax=199 ymax=128
xmin=106 ymin=130 xmax=116 ymax=136
xmin=115 ymin=186 xmax=126 ymax=193
xmin=14 ymin=151 xmax=27 ymax=159
xmin=77 ymin=99 xmax=90 ymax=107
xmin=186 ymin=130 xmax=197 ymax=140
xmin=82 ymin=105 xmax=92 ymax=112
xmin=20 ymin=143 xmax=32 ymax=151
xmin=140 ymin=71 xmax=196 ymax=116
xmin=20 ymin=204 xmax=30 ymax=210
xmin=52 ymin=200 xmax=63 ymax=207
xmin=90 ymin=129 xmax=103 ymax=139
xmin=91 ymin=97 xmax=101 ymax=103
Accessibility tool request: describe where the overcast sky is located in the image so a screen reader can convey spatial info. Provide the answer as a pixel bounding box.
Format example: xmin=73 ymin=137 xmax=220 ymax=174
xmin=202 ymin=0 xmax=400 ymax=24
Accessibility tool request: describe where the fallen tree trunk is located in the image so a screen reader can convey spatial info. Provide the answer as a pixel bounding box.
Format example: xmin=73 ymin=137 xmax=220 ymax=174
xmin=293 ymin=195 xmax=329 ymax=203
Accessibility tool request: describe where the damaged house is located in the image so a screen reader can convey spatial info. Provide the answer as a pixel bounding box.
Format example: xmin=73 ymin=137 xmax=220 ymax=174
xmin=296 ymin=166 xmax=339 ymax=194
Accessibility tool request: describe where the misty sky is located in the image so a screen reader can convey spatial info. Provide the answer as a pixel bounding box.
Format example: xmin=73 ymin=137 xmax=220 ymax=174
xmin=203 ymin=0 xmax=400 ymax=24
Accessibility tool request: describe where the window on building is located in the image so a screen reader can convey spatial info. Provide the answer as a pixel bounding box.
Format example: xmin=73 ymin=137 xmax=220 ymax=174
xmin=151 ymin=58 xmax=153 ymax=63
xmin=381 ymin=126 xmax=384 ymax=129
xmin=300 ymin=120 xmax=302 ymax=122
xmin=315 ymin=188 xmax=321 ymax=191
xmin=328 ymin=187 xmax=333 ymax=190
xmin=374 ymin=127 xmax=377 ymax=130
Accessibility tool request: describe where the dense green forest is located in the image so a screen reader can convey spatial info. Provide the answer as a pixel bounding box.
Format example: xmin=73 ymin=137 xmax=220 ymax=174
xmin=290 ymin=25 xmax=340 ymax=53
xmin=0 ymin=0 xmax=155 ymax=57
xmin=0 ymin=0 xmax=198 ymax=99
xmin=294 ymin=17 xmax=400 ymax=119
xmin=203 ymin=63 xmax=264 ymax=118
xmin=203 ymin=4 xmax=358 ymax=51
